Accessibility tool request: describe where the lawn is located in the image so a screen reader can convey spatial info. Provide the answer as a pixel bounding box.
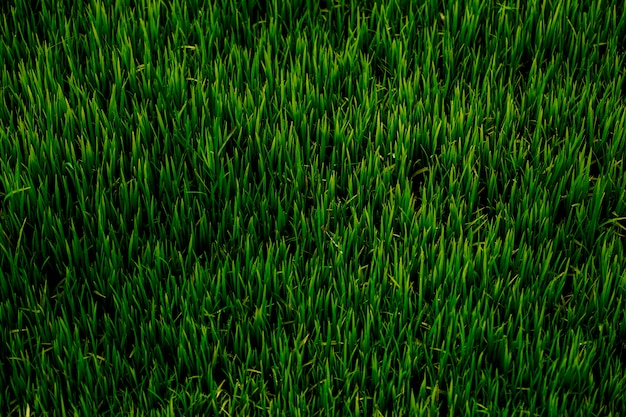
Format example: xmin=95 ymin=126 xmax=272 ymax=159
xmin=1 ymin=0 xmax=625 ymax=415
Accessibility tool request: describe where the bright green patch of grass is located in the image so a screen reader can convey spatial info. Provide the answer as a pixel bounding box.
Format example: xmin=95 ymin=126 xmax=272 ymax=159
xmin=1 ymin=0 xmax=626 ymax=415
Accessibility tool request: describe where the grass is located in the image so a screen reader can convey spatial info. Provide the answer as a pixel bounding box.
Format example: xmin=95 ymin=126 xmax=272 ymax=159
xmin=1 ymin=0 xmax=625 ymax=415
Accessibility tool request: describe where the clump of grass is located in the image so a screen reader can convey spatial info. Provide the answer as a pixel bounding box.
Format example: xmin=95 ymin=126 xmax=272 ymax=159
xmin=1 ymin=0 xmax=625 ymax=416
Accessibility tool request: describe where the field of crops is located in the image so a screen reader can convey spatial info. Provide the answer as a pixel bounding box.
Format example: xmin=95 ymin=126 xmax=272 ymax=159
xmin=1 ymin=0 xmax=626 ymax=415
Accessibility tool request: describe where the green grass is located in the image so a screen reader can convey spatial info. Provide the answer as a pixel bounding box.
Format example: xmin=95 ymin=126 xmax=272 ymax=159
xmin=1 ymin=0 xmax=626 ymax=415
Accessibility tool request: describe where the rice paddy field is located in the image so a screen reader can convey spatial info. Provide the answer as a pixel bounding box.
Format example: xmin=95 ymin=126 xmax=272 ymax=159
xmin=1 ymin=0 xmax=626 ymax=415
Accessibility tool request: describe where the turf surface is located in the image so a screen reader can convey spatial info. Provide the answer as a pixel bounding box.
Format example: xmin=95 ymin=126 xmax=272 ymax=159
xmin=1 ymin=0 xmax=626 ymax=416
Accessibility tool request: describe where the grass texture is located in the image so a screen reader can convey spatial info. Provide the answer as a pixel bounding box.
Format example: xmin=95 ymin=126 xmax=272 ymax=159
xmin=1 ymin=0 xmax=626 ymax=415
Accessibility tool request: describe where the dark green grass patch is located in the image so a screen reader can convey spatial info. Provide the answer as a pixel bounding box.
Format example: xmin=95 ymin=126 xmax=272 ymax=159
xmin=1 ymin=0 xmax=626 ymax=416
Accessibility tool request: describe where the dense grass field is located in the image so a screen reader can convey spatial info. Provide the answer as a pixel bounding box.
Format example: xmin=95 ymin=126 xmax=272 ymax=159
xmin=1 ymin=0 xmax=626 ymax=415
